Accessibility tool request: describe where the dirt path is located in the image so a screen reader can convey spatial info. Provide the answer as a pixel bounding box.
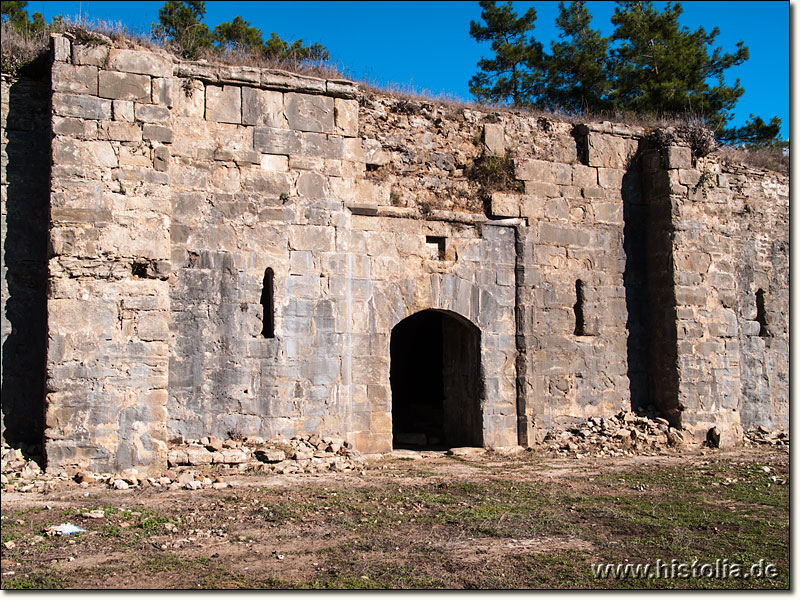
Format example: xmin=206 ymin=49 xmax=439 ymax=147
xmin=1 ymin=446 xmax=789 ymax=589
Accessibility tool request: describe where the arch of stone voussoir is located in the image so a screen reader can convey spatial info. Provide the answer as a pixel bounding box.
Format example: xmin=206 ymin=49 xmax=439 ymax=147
xmin=369 ymin=272 xmax=517 ymax=449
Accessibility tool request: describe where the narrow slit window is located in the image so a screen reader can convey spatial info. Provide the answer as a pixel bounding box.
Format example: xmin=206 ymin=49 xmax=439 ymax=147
xmin=755 ymin=288 xmax=769 ymax=337
xmin=261 ymin=268 xmax=275 ymax=338
xmin=574 ymin=280 xmax=586 ymax=336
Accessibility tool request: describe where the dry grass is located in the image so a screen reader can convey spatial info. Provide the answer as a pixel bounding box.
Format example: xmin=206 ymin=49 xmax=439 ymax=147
xmin=717 ymin=145 xmax=789 ymax=174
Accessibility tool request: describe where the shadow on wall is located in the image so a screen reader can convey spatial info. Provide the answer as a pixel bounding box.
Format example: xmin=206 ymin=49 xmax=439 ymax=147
xmin=1 ymin=76 xmax=51 ymax=451
xmin=621 ymin=149 xmax=650 ymax=413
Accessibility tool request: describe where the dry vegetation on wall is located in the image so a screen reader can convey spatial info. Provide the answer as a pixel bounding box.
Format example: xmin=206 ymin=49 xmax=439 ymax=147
xmin=0 ymin=19 xmax=788 ymax=174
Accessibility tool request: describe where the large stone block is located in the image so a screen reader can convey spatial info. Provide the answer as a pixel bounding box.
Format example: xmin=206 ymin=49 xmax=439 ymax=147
xmin=484 ymin=123 xmax=505 ymax=156
xmin=105 ymin=122 xmax=142 ymax=142
xmin=52 ymin=63 xmax=98 ymax=95
xmin=98 ymin=70 xmax=150 ymax=101
xmin=52 ymin=34 xmax=71 ymax=62
xmin=253 ymin=127 xmax=301 ymax=155
xmin=516 ymin=158 xmax=551 ymax=182
xmin=242 ymin=87 xmax=285 ymax=127
xmin=285 ymin=92 xmax=334 ymax=133
xmin=53 ymin=93 xmax=112 ymax=120
xmin=537 ymin=222 xmax=590 ymax=247
xmin=586 ymin=133 xmax=638 ymax=169
xmin=296 ymin=172 xmax=327 ymax=199
xmin=489 ymin=192 xmax=520 ymax=218
xmin=206 ymin=85 xmax=242 ymax=124
xmin=593 ymin=202 xmax=623 ymax=225
xmin=135 ymin=103 xmax=170 ymax=123
xmin=151 ymin=77 xmax=174 ymax=107
xmin=334 ymin=98 xmax=358 ymax=137
xmin=53 ymin=138 xmax=118 ymax=168
xmin=72 ymin=43 xmax=109 ymax=67
xmin=108 ymin=48 xmax=172 ymax=77
xmin=174 ymin=79 xmax=204 ymax=117
xmin=666 ymin=145 xmax=692 ymax=169
xmin=143 ymin=124 xmax=173 ymax=143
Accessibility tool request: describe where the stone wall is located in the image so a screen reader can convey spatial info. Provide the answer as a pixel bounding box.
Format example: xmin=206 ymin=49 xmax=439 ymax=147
xmin=642 ymin=144 xmax=789 ymax=441
xmin=0 ymin=34 xmax=789 ymax=472
xmin=43 ymin=37 xmax=172 ymax=473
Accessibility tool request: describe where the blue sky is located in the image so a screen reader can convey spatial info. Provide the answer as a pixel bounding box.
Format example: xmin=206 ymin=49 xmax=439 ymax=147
xmin=26 ymin=1 xmax=790 ymax=138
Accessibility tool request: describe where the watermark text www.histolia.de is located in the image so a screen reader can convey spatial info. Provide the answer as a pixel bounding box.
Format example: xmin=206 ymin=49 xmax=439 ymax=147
xmin=591 ymin=559 xmax=779 ymax=580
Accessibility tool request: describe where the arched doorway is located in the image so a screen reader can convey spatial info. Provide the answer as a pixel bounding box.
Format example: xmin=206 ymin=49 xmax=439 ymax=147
xmin=390 ymin=309 xmax=483 ymax=449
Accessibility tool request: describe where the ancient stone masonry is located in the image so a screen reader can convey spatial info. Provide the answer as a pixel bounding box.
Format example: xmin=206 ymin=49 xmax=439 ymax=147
xmin=0 ymin=34 xmax=789 ymax=473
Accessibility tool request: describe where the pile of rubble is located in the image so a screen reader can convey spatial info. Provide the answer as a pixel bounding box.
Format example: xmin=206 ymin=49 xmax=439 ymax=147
xmin=744 ymin=426 xmax=789 ymax=448
xmin=540 ymin=410 xmax=685 ymax=458
xmin=1 ymin=433 xmax=366 ymax=493
xmin=1 ymin=443 xmax=70 ymax=492
xmin=167 ymin=433 xmax=367 ymax=475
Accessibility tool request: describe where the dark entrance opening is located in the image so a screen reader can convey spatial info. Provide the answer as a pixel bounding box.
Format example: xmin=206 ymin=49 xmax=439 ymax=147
xmin=390 ymin=309 xmax=483 ymax=449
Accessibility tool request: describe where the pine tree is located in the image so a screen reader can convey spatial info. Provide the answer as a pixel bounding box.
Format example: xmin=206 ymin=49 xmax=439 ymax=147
xmin=264 ymin=33 xmax=328 ymax=61
xmin=468 ymin=0 xmax=545 ymax=106
xmin=213 ymin=15 xmax=264 ymax=54
xmin=152 ymin=0 xmax=213 ymax=59
xmin=152 ymin=1 xmax=328 ymax=62
xmin=718 ymin=115 xmax=787 ymax=149
xmin=609 ymin=1 xmax=748 ymax=129
xmin=0 ymin=1 xmax=29 ymax=30
xmin=541 ymin=0 xmax=610 ymax=113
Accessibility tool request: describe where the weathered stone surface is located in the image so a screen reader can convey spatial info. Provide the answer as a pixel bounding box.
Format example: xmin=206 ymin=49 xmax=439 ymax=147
xmin=242 ymin=87 xmax=284 ymax=127
xmin=666 ymin=146 xmax=692 ymax=169
xmin=143 ymin=124 xmax=173 ymax=143
xmin=483 ymin=123 xmax=505 ymax=156
xmin=334 ymin=98 xmax=358 ymax=137
xmin=586 ymin=133 xmax=638 ymax=168
xmin=0 ymin=36 xmax=786 ymax=477
xmin=52 ymin=63 xmax=98 ymax=95
xmin=53 ymin=93 xmax=111 ymax=120
xmin=98 ymin=71 xmax=150 ymax=101
xmin=135 ymin=103 xmax=170 ymax=123
xmin=72 ymin=43 xmax=109 ymax=67
xmin=152 ymin=77 xmax=174 ymax=107
xmin=112 ymin=100 xmax=135 ymax=122
xmin=52 ymin=34 xmax=71 ymax=62
xmin=253 ymin=127 xmax=301 ymax=154
xmin=108 ymin=49 xmax=172 ymax=77
xmin=206 ymin=85 xmax=242 ymax=124
xmin=285 ymin=93 xmax=334 ymax=133
xmin=490 ymin=192 xmax=520 ymax=217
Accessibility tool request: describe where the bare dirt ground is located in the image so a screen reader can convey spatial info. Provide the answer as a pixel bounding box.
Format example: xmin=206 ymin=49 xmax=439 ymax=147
xmin=0 ymin=445 xmax=789 ymax=589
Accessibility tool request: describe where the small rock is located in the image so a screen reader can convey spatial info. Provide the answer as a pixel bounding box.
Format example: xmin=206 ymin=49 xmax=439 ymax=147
xmin=112 ymin=479 xmax=130 ymax=490
xmin=292 ymin=449 xmax=314 ymax=460
xmin=255 ymin=449 xmax=286 ymax=463
xmin=446 ymin=447 xmax=485 ymax=457
xmin=206 ymin=437 xmax=224 ymax=451
xmin=74 ymin=472 xmax=96 ymax=484
xmin=177 ymin=471 xmax=196 ymax=484
xmin=184 ymin=480 xmax=202 ymax=490
xmin=3 ymin=541 xmax=15 ymax=550
xmin=82 ymin=509 xmax=105 ymax=519
xmin=667 ymin=429 xmax=684 ymax=447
